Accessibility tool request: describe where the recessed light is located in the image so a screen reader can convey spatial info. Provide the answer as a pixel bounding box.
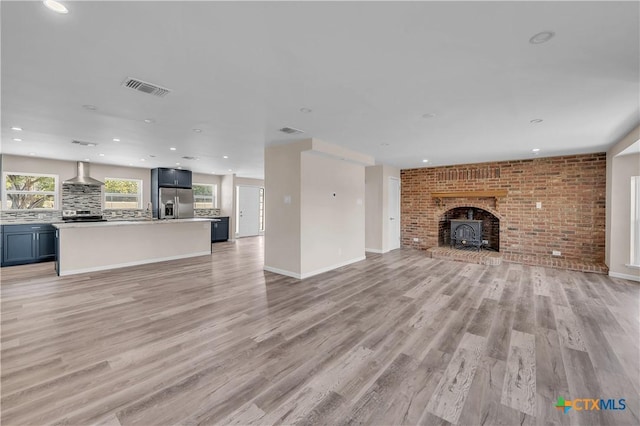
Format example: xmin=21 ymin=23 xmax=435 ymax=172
xmin=177 ymin=166 xmax=183 ymax=169
xmin=112 ymin=138 xmax=120 ymax=142
xmin=11 ymin=126 xmax=22 ymax=131
xmin=82 ymin=104 xmax=97 ymax=111
xmin=144 ymin=119 xmax=155 ymax=124
xmin=530 ymin=119 xmax=543 ymax=124
xmin=43 ymin=0 xmax=68 ymax=14
xmin=192 ymin=128 xmax=202 ymax=133
xmin=176 ymin=162 xmax=180 ymax=166
xmin=228 ymin=169 xmax=232 ymax=172
xmin=99 ymin=153 xmax=105 ymax=157
xmin=170 ymin=147 xmax=176 ymax=151
xmin=87 ymin=143 xmax=96 ymax=147
xmin=84 ymin=158 xmax=90 ymax=162
xmin=211 ymin=171 xmax=216 ymax=174
xmin=422 ymin=159 xmax=429 ymax=163
xmin=300 ymin=108 xmax=312 ymax=113
xmin=29 ymin=152 xmax=36 ymax=156
xmin=532 ymin=148 xmax=541 ymax=153
xmin=223 ymin=155 xmax=229 ymax=159
xmin=140 ymin=158 xmax=145 ymax=162
xmin=12 ymin=138 xmax=22 ymax=142
xmin=529 ymin=31 xmax=555 ymax=44
xmin=128 ymin=163 xmax=133 ymax=166
xmin=422 ymin=113 xmax=437 ymax=119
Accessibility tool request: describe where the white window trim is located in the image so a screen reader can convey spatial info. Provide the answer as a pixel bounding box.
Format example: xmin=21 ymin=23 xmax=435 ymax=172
xmin=104 ymin=177 xmax=143 ymax=210
xmin=2 ymin=171 xmax=59 ymax=210
xmin=193 ymin=183 xmax=217 ymax=209
xmin=629 ymin=176 xmax=640 ymax=268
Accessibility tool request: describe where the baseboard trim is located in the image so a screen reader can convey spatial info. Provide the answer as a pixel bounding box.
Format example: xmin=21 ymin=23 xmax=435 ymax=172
xmin=609 ymin=271 xmax=640 ymax=282
xmin=264 ymin=256 xmax=367 ymax=280
xmin=365 ymin=248 xmax=384 ymax=254
xmin=58 ymin=251 xmax=212 ymax=277
xmin=300 ymin=256 xmax=367 ymax=279
xmin=263 ymin=265 xmax=301 ymax=279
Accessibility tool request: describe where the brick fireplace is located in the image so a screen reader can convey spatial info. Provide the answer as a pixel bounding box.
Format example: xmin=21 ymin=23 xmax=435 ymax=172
xmin=400 ymin=153 xmax=607 ymax=270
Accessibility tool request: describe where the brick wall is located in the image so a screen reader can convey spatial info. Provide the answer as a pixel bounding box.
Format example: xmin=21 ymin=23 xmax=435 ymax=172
xmin=401 ymin=153 xmax=606 ymax=265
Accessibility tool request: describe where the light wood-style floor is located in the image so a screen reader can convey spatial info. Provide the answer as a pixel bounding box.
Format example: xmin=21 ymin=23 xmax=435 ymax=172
xmin=1 ymin=237 xmax=639 ymax=425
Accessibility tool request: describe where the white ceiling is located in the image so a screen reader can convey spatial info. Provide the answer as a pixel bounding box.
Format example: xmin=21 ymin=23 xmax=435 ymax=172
xmin=1 ymin=1 xmax=638 ymax=179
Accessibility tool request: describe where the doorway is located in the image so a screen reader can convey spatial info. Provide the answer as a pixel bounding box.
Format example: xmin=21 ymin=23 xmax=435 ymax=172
xmin=388 ymin=177 xmax=400 ymax=250
xmin=237 ymin=185 xmax=262 ymax=237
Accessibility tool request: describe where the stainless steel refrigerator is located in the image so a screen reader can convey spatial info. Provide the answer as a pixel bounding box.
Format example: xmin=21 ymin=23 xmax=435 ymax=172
xmin=158 ymin=187 xmax=194 ymax=219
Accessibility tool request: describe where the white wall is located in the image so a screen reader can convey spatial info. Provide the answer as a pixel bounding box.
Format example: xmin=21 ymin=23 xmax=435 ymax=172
xmin=264 ymin=139 xmax=373 ymax=279
xmin=606 ymin=125 xmax=640 ymax=281
xmin=264 ymin=142 xmax=306 ymax=275
xmin=300 ymin=151 xmax=366 ymax=276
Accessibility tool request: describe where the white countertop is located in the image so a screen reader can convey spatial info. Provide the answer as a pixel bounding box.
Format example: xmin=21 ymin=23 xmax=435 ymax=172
xmin=53 ymin=217 xmax=218 ymax=229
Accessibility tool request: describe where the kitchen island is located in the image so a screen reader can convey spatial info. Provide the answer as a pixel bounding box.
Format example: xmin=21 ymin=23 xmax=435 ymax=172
xmin=53 ymin=218 xmax=213 ymax=276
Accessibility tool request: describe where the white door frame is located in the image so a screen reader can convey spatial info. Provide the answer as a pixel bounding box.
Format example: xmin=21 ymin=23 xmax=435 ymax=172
xmin=388 ymin=177 xmax=401 ymax=250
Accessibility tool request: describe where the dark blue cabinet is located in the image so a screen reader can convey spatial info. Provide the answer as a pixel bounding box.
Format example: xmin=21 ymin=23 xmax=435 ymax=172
xmin=154 ymin=168 xmax=192 ymax=189
xmin=1 ymin=224 xmax=57 ymax=266
xmin=211 ymin=217 xmax=229 ymax=242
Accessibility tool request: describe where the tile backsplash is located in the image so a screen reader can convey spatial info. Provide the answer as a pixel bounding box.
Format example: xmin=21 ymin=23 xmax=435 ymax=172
xmin=62 ymin=184 xmax=102 ymax=213
xmin=195 ymin=208 xmax=221 ymax=217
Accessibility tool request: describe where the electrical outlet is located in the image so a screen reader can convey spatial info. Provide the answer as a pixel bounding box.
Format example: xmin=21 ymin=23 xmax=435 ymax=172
xmin=552 ymin=250 xmax=561 ymax=256
xmin=536 ymin=201 xmax=542 ymax=209
xmin=413 ymin=237 xmax=419 ymax=242
xmin=482 ymin=239 xmax=489 ymax=245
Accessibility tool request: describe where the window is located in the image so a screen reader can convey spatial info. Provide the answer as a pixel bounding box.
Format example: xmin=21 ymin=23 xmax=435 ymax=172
xmin=632 ymin=176 xmax=640 ymax=266
xmin=104 ymin=178 xmax=142 ymax=209
xmin=193 ymin=183 xmax=217 ymax=209
xmin=3 ymin=172 xmax=58 ymax=210
xmin=259 ymin=187 xmax=265 ymax=231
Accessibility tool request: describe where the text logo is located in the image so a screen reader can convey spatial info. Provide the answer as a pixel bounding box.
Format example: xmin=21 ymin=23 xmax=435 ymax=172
xmin=554 ymin=397 xmax=626 ymax=413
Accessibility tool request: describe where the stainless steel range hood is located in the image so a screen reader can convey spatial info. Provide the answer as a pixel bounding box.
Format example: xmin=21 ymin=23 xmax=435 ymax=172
xmin=63 ymin=162 xmax=104 ymax=186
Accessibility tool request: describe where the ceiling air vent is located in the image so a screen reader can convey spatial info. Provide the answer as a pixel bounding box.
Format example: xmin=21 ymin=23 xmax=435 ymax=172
xmin=71 ymin=140 xmax=98 ymax=147
xmin=181 ymin=156 xmax=199 ymax=160
xmin=121 ymin=77 xmax=171 ymax=97
xmin=279 ymin=126 xmax=304 ymax=135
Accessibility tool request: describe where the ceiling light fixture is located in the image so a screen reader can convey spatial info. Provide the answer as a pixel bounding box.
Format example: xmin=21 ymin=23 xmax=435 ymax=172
xmin=223 ymin=155 xmax=229 ymax=159
xmin=422 ymin=159 xmax=429 ymax=163
xmin=29 ymin=152 xmax=36 ymax=156
xmin=13 ymin=138 xmax=22 ymax=142
xmin=128 ymin=163 xmax=133 ymax=166
xmin=99 ymin=153 xmax=105 ymax=157
xmin=228 ymin=169 xmax=233 ymax=172
xmin=169 ymin=147 xmax=176 ymax=151
xmin=532 ymin=148 xmax=541 ymax=153
xmin=87 ymin=143 xmax=96 ymax=147
xmin=112 ymin=138 xmax=120 ymax=142
xmin=529 ymin=31 xmax=555 ymax=44
xmin=82 ymin=104 xmax=97 ymax=111
xmin=144 ymin=118 xmax=155 ymax=124
xmin=43 ymin=0 xmax=68 ymax=14
xmin=211 ymin=171 xmax=216 ymax=174
xmin=530 ymin=119 xmax=543 ymax=124
xmin=176 ymin=162 xmax=180 ymax=166
xmin=140 ymin=158 xmax=145 ymax=162
xmin=11 ymin=126 xmax=23 ymax=131
xmin=84 ymin=158 xmax=90 ymax=162
xmin=192 ymin=128 xmax=202 ymax=133
xmin=300 ymin=108 xmax=312 ymax=113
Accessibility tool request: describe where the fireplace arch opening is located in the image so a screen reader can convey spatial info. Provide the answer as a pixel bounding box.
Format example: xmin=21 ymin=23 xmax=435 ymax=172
xmin=439 ymin=207 xmax=500 ymax=251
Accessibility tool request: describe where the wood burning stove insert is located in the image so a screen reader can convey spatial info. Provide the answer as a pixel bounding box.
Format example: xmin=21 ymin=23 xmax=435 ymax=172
xmin=450 ymin=219 xmax=483 ymax=251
